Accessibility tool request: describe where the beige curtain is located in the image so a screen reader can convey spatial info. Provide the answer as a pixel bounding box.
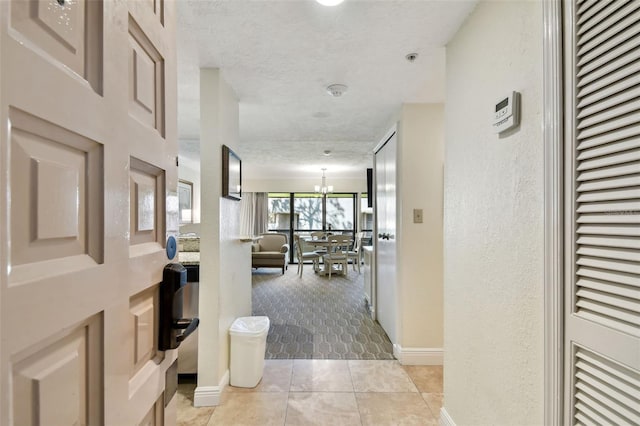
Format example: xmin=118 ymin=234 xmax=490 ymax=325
xmin=240 ymin=192 xmax=268 ymax=236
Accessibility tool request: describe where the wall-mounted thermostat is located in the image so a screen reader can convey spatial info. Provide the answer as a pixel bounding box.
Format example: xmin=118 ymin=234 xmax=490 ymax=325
xmin=493 ymin=91 xmax=520 ymax=134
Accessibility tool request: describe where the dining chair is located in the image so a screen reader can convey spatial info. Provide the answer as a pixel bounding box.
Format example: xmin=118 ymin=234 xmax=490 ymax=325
xmin=309 ymin=231 xmax=328 ymax=255
xmin=294 ymin=235 xmax=320 ymax=277
xmin=310 ymin=231 xmax=326 ymax=239
xmin=322 ymin=235 xmax=350 ymax=279
xmin=347 ymin=232 xmax=364 ymax=273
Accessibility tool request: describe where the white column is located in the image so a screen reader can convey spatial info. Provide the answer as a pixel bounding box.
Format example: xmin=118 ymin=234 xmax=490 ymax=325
xmin=195 ymin=68 xmax=251 ymax=406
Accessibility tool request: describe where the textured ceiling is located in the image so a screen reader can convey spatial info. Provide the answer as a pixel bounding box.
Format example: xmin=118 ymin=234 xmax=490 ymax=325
xmin=177 ymin=0 xmax=477 ymax=179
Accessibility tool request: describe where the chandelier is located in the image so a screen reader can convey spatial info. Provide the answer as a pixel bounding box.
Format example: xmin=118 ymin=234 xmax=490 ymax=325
xmin=314 ymin=168 xmax=333 ymax=194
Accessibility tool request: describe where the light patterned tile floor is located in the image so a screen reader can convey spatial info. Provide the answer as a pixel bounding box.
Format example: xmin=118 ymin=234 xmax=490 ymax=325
xmin=290 ymin=360 xmax=353 ymax=392
xmin=177 ymin=360 xmax=444 ymax=426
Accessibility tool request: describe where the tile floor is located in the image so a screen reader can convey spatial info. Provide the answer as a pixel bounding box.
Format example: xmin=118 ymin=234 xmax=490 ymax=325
xmin=177 ymin=360 xmax=443 ymax=426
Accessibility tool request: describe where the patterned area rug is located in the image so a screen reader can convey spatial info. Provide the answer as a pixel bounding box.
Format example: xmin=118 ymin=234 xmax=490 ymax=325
xmin=252 ymin=266 xmax=394 ymax=360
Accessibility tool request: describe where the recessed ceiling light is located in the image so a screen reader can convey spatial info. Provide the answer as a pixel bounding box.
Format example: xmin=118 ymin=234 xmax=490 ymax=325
xmin=326 ymin=84 xmax=348 ymax=97
xmin=405 ymin=52 xmax=419 ymax=62
xmin=323 ymin=150 xmax=332 ymax=156
xmin=315 ymin=0 xmax=344 ymax=6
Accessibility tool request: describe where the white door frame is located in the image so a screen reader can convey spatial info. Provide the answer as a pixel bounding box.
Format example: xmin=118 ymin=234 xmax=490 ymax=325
xmin=543 ymin=1 xmax=564 ymax=425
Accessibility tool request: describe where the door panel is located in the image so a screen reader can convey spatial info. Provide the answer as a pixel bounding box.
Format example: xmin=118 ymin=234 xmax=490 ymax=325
xmin=8 ymin=107 xmax=103 ymax=277
xmin=12 ymin=314 xmax=102 ymax=425
xmin=375 ymin=131 xmax=397 ymax=345
xmin=130 ymin=286 xmax=160 ymax=377
xmin=130 ymin=157 xmax=166 ymax=250
xmin=564 ymin=0 xmax=640 ymax=423
xmin=128 ymin=15 xmax=165 ymax=136
xmin=1 ymin=0 xmax=177 ymax=424
xmin=140 ymin=395 xmax=165 ymax=426
xmin=10 ymin=0 xmax=103 ymax=94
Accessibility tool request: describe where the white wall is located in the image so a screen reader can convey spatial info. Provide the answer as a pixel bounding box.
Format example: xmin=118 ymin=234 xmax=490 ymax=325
xmin=197 ymin=68 xmax=252 ymax=402
xmin=443 ymin=1 xmax=544 ymax=424
xmin=398 ymin=104 xmax=444 ymax=350
xmin=216 ymin=71 xmax=252 ymax=382
xmin=377 ymin=104 xmax=444 ymax=361
xmin=244 ymin=177 xmax=366 ymax=194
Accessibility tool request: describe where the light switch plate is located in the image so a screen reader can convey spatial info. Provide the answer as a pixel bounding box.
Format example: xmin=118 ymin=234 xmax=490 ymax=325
xmin=413 ymin=209 xmax=423 ymax=223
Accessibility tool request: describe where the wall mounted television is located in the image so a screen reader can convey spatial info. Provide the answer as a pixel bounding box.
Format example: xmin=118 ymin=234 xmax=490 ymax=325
xmin=366 ymin=168 xmax=373 ymax=208
xmin=222 ymin=145 xmax=242 ymax=201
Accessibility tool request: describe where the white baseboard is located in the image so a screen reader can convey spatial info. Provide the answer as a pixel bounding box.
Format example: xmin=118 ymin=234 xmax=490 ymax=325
xmin=393 ymin=344 xmax=443 ymax=365
xmin=220 ymin=369 xmax=229 ymax=389
xmin=393 ymin=343 xmax=402 ymax=360
xmin=193 ymin=386 xmax=219 ymax=407
xmin=193 ymin=369 xmax=229 ymax=407
xmin=439 ymin=407 xmax=456 ymax=426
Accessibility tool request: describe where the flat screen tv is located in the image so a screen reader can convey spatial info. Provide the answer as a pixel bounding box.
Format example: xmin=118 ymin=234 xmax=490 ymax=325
xmin=366 ymin=168 xmax=373 ymax=208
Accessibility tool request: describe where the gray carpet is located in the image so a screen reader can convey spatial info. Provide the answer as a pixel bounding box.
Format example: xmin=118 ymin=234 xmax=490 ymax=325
xmin=252 ymin=265 xmax=394 ymax=360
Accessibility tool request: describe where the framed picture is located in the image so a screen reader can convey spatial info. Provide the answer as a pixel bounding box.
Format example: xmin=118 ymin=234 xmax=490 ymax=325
xmin=178 ymin=180 xmax=193 ymax=223
xmin=222 ymin=145 xmax=242 ymax=201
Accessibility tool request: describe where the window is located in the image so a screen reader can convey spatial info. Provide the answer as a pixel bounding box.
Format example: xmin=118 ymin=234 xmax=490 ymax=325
xmin=267 ymin=194 xmax=290 ymax=231
xmin=268 ymin=192 xmax=358 ymax=263
xmin=326 ymin=194 xmax=354 ymax=232
xmin=294 ymin=194 xmax=323 ymax=231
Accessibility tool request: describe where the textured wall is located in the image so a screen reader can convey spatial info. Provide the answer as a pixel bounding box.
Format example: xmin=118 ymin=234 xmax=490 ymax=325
xmin=198 ymin=69 xmax=251 ymax=389
xmin=398 ymin=104 xmax=444 ymax=349
xmin=216 ymin=73 xmax=252 ymax=380
xmin=443 ymin=1 xmax=544 ymax=424
xmin=198 ymin=68 xmax=221 ymax=389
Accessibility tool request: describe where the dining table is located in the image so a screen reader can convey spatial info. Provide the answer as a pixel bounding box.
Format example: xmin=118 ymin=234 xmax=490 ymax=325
xmin=302 ymin=236 xmax=352 ymax=276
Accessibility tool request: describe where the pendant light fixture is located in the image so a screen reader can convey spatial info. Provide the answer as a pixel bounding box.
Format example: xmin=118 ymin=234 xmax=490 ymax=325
xmin=314 ymin=168 xmax=333 ymax=194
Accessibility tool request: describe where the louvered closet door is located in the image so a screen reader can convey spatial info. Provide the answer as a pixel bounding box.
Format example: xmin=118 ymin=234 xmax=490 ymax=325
xmin=564 ymin=0 xmax=640 ymax=424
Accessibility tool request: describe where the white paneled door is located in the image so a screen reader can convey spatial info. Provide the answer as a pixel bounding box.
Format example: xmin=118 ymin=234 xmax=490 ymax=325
xmin=375 ymin=129 xmax=398 ymax=345
xmin=0 ymin=0 xmax=178 ymax=424
xmin=563 ymin=0 xmax=640 ymax=423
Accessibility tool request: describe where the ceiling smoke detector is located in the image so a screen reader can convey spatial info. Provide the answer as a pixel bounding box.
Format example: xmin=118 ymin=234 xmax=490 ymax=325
xmin=326 ymin=84 xmax=348 ymax=97
xmin=405 ymin=52 xmax=419 ymax=62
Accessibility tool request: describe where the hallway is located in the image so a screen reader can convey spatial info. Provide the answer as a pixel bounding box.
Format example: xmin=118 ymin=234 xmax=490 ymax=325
xmin=178 ymin=360 xmax=443 ymax=425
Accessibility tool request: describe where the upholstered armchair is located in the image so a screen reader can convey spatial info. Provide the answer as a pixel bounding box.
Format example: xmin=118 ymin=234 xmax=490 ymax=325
xmin=251 ymin=233 xmax=290 ymax=274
